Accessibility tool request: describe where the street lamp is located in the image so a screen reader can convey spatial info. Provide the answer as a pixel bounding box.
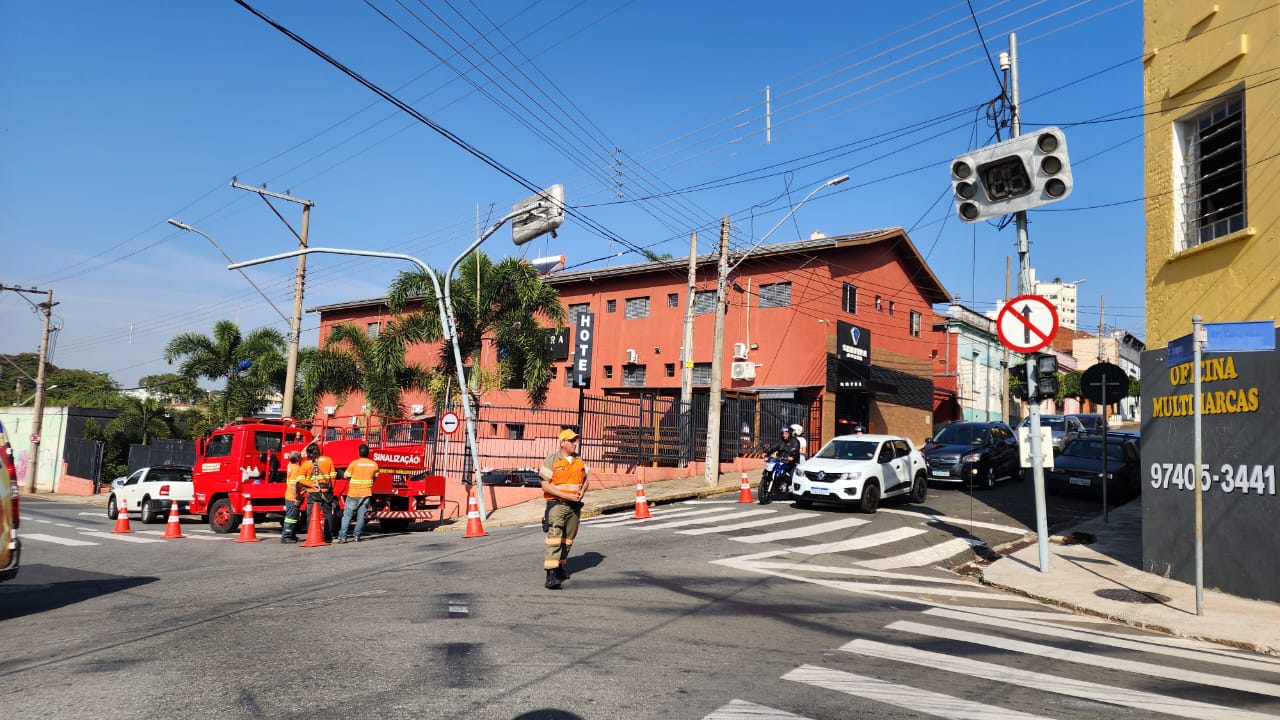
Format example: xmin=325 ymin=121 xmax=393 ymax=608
xmin=226 ymin=186 xmax=564 ymax=531
xmin=19 ymin=385 xmax=57 ymax=406
xmin=730 ymin=174 xmax=849 ymax=272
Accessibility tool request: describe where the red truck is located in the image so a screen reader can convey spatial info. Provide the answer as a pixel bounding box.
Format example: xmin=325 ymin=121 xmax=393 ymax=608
xmin=190 ymin=416 xmax=446 ymax=534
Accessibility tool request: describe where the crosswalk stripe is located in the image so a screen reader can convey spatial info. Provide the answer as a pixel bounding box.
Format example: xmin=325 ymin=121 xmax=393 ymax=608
xmin=712 ymin=556 xmax=1007 ymax=602
xmin=890 ymin=619 xmax=1280 ymax=699
xmin=744 ymin=558 xmax=984 ymax=587
xmin=78 ymin=531 xmax=166 ymax=544
xmin=924 ymin=607 xmax=1280 ymax=675
xmin=733 ymin=518 xmax=869 ymax=544
xmin=790 ymin=526 xmax=927 ymax=555
xmin=856 ymin=537 xmax=984 ymax=570
xmin=783 ymin=664 xmax=1055 ymax=720
xmin=635 ymin=509 xmax=777 ymax=530
xmin=678 ymin=514 xmax=822 ymax=535
xmin=135 ymin=529 xmax=224 ymax=541
xmin=582 ymin=506 xmax=725 ymax=525
xmin=840 ymin=638 xmax=1276 ymax=720
xmin=702 ymin=699 xmax=811 ymax=719
xmin=22 ymin=533 xmax=100 ymax=547
xmin=881 ymin=509 xmax=1029 ymax=536
xmin=598 ymin=506 xmax=742 ymax=527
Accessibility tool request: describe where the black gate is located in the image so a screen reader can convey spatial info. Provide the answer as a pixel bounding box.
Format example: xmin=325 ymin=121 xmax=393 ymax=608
xmin=127 ymin=439 xmax=197 ymax=474
xmin=64 ymin=438 xmax=104 ymax=483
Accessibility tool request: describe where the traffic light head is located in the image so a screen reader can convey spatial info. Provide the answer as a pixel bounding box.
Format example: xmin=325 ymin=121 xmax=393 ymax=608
xmin=1033 ymin=353 xmax=1060 ymax=398
xmin=950 ymin=127 xmax=1074 ymax=223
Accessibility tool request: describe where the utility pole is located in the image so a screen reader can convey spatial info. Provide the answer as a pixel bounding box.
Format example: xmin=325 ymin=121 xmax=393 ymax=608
xmin=0 ymin=285 xmax=57 ymax=493
xmin=1003 ymin=256 xmax=1012 ymax=423
xmin=679 ymin=232 xmax=698 ymax=467
xmin=703 ymin=218 xmax=730 ymax=487
xmin=230 ymin=180 xmax=313 ymax=419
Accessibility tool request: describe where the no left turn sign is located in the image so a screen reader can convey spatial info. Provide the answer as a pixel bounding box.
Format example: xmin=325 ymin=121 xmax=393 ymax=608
xmin=439 ymin=411 xmax=460 ymax=435
xmin=997 ymin=295 xmax=1059 ymax=353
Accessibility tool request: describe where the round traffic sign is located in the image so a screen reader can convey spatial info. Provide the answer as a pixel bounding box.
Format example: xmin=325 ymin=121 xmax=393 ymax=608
xmin=1081 ymin=362 xmax=1130 ymax=405
xmin=29 ymin=433 xmax=40 ymax=445
xmin=439 ymin=411 xmax=460 ymax=435
xmin=997 ymin=295 xmax=1060 ymax=353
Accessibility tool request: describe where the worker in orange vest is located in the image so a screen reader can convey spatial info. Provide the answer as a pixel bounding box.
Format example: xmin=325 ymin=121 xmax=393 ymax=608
xmin=539 ymin=428 xmax=590 ymax=589
xmin=338 ymin=444 xmax=378 ymax=543
xmin=280 ymin=451 xmax=305 ymax=544
xmin=300 ymin=444 xmax=338 ymax=543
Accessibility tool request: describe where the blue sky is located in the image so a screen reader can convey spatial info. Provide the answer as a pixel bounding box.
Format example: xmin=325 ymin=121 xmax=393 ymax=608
xmin=0 ymin=0 xmax=1145 ymax=387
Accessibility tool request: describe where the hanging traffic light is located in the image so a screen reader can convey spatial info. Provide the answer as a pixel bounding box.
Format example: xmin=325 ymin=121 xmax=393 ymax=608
xmin=950 ymin=127 xmax=1074 ymax=223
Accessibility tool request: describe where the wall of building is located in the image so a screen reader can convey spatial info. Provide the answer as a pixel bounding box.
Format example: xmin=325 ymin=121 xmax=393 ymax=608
xmin=1143 ymin=1 xmax=1280 ymax=346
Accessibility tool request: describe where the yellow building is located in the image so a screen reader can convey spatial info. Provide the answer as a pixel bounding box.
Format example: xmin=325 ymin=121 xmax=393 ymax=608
xmin=1144 ymin=1 xmax=1280 ymax=346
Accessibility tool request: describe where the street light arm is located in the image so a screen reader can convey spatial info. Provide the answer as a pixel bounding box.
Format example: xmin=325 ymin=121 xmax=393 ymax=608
xmin=169 ymin=219 xmax=292 ymax=326
xmin=729 ymin=174 xmax=849 ymax=274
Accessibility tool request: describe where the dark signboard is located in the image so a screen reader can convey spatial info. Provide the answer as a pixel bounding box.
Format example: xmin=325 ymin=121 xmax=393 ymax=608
xmin=546 ymin=327 xmax=570 ymax=361
xmin=571 ymin=312 xmax=595 ymax=389
xmin=835 ymin=320 xmax=871 ymax=391
xmin=1140 ymin=325 xmax=1279 ymax=602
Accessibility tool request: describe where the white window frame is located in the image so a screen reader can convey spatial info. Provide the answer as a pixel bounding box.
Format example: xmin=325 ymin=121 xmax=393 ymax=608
xmin=1173 ymin=89 xmax=1246 ymax=251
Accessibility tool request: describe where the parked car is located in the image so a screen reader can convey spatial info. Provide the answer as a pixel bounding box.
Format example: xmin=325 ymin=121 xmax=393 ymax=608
xmin=481 ymin=467 xmax=543 ymax=488
xmin=789 ymin=434 xmax=928 ymax=513
xmin=0 ymin=418 xmax=20 ymax=583
xmin=923 ymin=421 xmax=1020 ymax=489
xmin=107 ymin=465 xmax=194 ymax=524
xmin=1044 ymin=432 xmax=1141 ymax=498
xmin=1069 ymin=413 xmax=1107 ymax=435
xmin=1018 ymin=414 xmax=1085 ymax=452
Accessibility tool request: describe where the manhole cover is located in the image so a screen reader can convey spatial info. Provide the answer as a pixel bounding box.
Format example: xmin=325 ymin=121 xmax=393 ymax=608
xmin=1095 ymin=588 xmax=1172 ymax=604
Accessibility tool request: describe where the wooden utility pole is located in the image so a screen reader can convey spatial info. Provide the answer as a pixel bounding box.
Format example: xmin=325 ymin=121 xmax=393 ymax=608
xmin=0 ymin=285 xmax=58 ymax=493
xmin=703 ymin=218 xmax=730 ymax=487
xmin=679 ymin=232 xmax=698 ymax=467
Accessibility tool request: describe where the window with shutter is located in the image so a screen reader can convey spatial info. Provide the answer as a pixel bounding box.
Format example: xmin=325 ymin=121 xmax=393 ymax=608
xmin=693 ymin=291 xmax=716 ymax=315
xmin=624 ymin=296 xmax=650 ymax=319
xmin=622 ymin=364 xmax=647 ymax=386
xmin=758 ymin=282 xmax=791 ymax=308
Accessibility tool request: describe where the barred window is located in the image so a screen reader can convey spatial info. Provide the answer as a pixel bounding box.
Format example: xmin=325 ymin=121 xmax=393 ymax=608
xmin=567 ymin=303 xmax=590 ymax=326
xmin=910 ymin=310 xmax=922 ymax=337
xmin=507 ymin=423 xmax=525 ymax=440
xmin=875 ymin=295 xmax=883 ymax=311
xmin=758 ymin=282 xmax=792 ymax=308
xmin=564 ymin=365 xmax=574 ymax=386
xmin=624 ymin=296 xmax=650 ymax=319
xmin=842 ymin=283 xmax=857 ymax=314
xmin=607 ymin=299 xmax=617 ymax=313
xmin=693 ymin=290 xmax=716 ymax=315
xmin=667 ymin=293 xmax=679 ymax=308
xmin=622 ymin=364 xmax=647 ymax=386
xmin=604 ymin=365 xmax=614 ymax=379
xmin=1177 ymin=90 xmax=1246 ymax=249
xmin=691 ymin=362 xmax=712 ymax=385
xmin=366 ymin=322 xmax=380 ymax=338
xmin=888 ymin=301 xmax=896 ymax=316
xmin=664 ymin=363 xmax=676 ymax=377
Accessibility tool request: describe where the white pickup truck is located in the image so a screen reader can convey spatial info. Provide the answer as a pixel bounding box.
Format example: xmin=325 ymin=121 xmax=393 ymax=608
xmin=107 ymin=465 xmax=194 ymax=524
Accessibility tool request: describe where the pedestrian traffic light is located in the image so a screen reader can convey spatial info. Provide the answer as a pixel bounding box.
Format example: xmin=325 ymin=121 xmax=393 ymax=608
xmin=1034 ymin=353 xmax=1060 ymax=399
xmin=1008 ymin=362 xmax=1029 ymax=401
xmin=950 ymin=127 xmax=1074 ymax=223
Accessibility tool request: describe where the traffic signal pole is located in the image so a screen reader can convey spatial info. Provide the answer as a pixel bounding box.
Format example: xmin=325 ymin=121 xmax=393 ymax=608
xmin=1007 ymin=33 xmax=1052 ymax=572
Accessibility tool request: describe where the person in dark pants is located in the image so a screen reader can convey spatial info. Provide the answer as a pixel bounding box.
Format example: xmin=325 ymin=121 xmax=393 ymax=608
xmin=280 ymin=451 xmax=304 ymax=543
xmin=300 ymin=444 xmax=337 ymax=543
xmin=539 ymin=429 xmax=590 ymax=589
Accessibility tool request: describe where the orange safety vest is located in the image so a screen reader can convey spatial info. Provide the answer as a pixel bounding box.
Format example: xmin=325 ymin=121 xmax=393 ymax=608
xmin=542 ymin=452 xmax=586 ymax=501
xmin=300 ymin=456 xmax=336 ymax=493
xmin=345 ymin=457 xmax=378 ymax=498
xmin=284 ymin=462 xmax=305 ymax=502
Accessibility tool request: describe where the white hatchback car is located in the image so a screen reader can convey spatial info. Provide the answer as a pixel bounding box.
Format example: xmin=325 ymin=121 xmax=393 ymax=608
xmin=107 ymin=465 xmax=194 ymax=524
xmin=790 ymin=434 xmax=928 ymax=513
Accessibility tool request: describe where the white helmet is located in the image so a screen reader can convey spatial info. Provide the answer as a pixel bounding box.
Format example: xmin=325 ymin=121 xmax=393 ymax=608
xmin=790 ymin=423 xmax=804 ymax=436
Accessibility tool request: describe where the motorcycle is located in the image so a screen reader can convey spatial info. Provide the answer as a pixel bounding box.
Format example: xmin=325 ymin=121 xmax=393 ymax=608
xmin=757 ymin=457 xmax=792 ymax=505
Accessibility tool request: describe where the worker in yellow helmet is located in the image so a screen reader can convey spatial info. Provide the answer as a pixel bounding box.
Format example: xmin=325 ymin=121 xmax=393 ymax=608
xmin=539 ymin=428 xmax=590 ymax=589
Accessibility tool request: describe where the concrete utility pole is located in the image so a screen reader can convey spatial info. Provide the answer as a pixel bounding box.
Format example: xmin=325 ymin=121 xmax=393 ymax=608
xmin=703 ymin=218 xmax=731 ymax=487
xmin=1003 ymin=256 xmax=1012 ymax=423
xmin=679 ymin=232 xmax=698 ymax=467
xmin=0 ymin=285 xmax=57 ymax=493
xmin=230 ymin=180 xmax=313 ymax=419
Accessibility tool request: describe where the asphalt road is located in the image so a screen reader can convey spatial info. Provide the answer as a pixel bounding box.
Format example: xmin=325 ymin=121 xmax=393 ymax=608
xmin=5 ymin=483 xmax=1278 ymax=720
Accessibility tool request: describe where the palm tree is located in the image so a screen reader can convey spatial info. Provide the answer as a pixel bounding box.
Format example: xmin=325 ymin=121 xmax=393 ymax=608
xmin=163 ymin=320 xmax=287 ymax=423
xmin=301 ymin=320 xmax=432 ymax=418
xmin=387 ymin=251 xmax=565 ymax=408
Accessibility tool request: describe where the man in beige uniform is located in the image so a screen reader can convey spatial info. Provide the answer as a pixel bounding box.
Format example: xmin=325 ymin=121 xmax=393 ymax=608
xmin=540 ymin=428 xmax=590 ymax=589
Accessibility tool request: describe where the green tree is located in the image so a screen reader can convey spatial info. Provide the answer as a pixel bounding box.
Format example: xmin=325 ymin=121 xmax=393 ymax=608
xmin=1056 ymin=371 xmax=1082 ymax=403
xmin=163 ymin=320 xmax=286 ymax=423
xmin=387 ymin=251 xmax=565 ymax=408
xmin=47 ymin=368 xmax=126 ymax=409
xmin=138 ymin=372 xmax=205 ymax=404
xmin=301 ymin=322 xmax=432 ymax=418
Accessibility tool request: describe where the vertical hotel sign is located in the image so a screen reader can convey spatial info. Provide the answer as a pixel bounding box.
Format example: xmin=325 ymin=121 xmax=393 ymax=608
xmin=572 ymin=312 xmax=595 ymax=388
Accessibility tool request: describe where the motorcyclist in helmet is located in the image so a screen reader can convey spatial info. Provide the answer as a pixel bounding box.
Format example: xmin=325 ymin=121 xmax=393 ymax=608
xmin=790 ymin=424 xmax=807 ymax=460
xmin=761 ymin=427 xmax=802 ymax=503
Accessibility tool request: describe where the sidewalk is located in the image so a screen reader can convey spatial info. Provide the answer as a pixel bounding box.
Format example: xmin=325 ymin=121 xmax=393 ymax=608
xmin=26 ymin=473 xmax=1280 ymax=655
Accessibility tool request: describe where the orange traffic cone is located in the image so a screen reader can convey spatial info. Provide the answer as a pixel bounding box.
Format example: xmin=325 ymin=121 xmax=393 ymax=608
xmin=300 ymin=498 xmax=329 ymax=547
xmin=737 ymin=471 xmax=755 ymax=503
xmin=462 ymin=486 xmax=488 ymax=538
xmin=236 ymin=494 xmax=262 ymax=543
xmin=112 ymin=498 xmax=133 ymax=533
xmin=632 ymin=481 xmax=652 ymax=519
xmin=162 ymin=500 xmax=185 ymax=539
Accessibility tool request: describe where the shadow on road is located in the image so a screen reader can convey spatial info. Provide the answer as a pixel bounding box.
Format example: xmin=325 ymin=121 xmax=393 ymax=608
xmin=0 ymin=564 xmax=158 ymax=620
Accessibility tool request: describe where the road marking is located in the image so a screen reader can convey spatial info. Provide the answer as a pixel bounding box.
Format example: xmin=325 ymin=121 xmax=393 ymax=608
xmin=78 ymin=531 xmax=166 ymax=544
xmin=840 ymin=638 xmax=1277 ymax=720
xmin=743 ymin=558 xmax=982 ymax=587
xmin=732 ymin=518 xmax=869 ymax=544
xmin=924 ymin=607 xmax=1280 ymax=675
xmin=889 ymin=619 xmax=1280 ymax=699
xmin=856 ymin=537 xmax=985 ymax=570
xmin=597 ymin=506 xmax=743 ymax=527
xmin=54 ymin=522 xmax=78 ymax=528
xmin=790 ymin=526 xmax=927 ymax=555
xmin=78 ymin=512 xmax=107 ymax=518
xmin=712 ymin=555 xmax=1006 ymax=602
xmin=581 ymin=506 xmax=724 ymax=525
xmin=21 ymin=533 xmax=100 ymax=547
xmin=29 ymin=518 xmax=53 ymax=524
xmin=678 ymin=513 xmax=822 ymax=535
xmin=134 ymin=529 xmax=224 ymax=541
xmin=448 ymin=601 xmax=469 ymax=617
xmin=880 ymin=508 xmax=1029 ymax=535
xmin=635 ymin=509 xmax=777 ymax=530
xmin=702 ymin=698 xmax=812 ymax=719
xmin=783 ymin=664 xmax=1055 ymax=720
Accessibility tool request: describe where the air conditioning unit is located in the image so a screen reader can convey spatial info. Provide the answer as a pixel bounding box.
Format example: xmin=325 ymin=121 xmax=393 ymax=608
xmin=410 ymin=404 xmax=424 ymax=415
xmin=625 ymin=348 xmax=639 ymax=364
xmin=732 ymin=342 xmax=748 ymax=360
xmin=323 ymin=406 xmax=336 ymax=416
xmin=350 ymin=416 xmax=360 ymax=426
xmin=730 ymin=361 xmax=756 ymax=381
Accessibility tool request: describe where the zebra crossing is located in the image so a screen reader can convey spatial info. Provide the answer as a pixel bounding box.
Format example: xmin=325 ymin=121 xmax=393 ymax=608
xmin=20 ymin=514 xmax=230 ymax=546
xmin=703 ymin=605 xmax=1280 ymax=719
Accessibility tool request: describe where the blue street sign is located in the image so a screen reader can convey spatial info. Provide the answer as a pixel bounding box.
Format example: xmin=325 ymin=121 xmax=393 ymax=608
xmin=1167 ymin=321 xmax=1275 ymax=366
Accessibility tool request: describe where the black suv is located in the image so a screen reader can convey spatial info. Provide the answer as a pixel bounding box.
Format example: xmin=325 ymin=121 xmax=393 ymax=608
xmin=923 ymin=421 xmax=1020 ymax=489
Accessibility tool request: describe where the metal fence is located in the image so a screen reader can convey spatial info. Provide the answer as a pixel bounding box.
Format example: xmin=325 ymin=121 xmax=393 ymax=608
xmin=64 ymin=438 xmax=104 ymax=483
xmin=127 ymin=439 xmax=197 ymax=474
